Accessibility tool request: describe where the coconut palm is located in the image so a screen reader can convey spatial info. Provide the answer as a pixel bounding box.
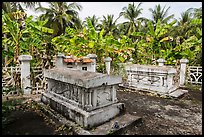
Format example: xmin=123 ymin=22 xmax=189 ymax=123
xmin=148 ymin=4 xmax=174 ymax=25
xmin=174 ymin=11 xmax=192 ymax=40
xmin=36 ymin=2 xmax=82 ymax=36
xmin=2 ymin=2 xmax=39 ymax=14
xmin=172 ymin=8 xmax=201 ymax=44
xmin=119 ymin=2 xmax=143 ymax=35
xmin=187 ymin=7 xmax=202 ymax=19
xmin=100 ymin=14 xmax=120 ymax=37
xmin=84 ymin=15 xmax=101 ymax=31
xmin=178 ymin=11 xmax=192 ymax=25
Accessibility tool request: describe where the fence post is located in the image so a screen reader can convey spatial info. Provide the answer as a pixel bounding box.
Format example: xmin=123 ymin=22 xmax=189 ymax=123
xmin=157 ymin=58 xmax=166 ymax=66
xmin=19 ymin=55 xmax=32 ymax=95
xmin=56 ymin=53 xmax=65 ymax=68
xmin=179 ymin=58 xmax=189 ymax=86
xmin=104 ymin=57 xmax=112 ymax=75
xmin=87 ymin=54 xmax=97 ymax=72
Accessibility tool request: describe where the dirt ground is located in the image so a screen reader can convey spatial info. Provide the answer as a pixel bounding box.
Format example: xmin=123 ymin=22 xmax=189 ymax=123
xmin=117 ymin=87 xmax=202 ymax=135
xmin=2 ymin=97 xmax=74 ymax=135
xmin=2 ymin=87 xmax=202 ymax=135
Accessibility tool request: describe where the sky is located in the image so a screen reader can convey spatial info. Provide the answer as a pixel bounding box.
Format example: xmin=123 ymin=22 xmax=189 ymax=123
xmin=24 ymin=2 xmax=202 ymax=23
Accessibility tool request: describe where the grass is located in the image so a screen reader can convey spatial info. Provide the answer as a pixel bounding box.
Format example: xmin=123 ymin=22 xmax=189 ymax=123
xmin=185 ymin=84 xmax=202 ymax=91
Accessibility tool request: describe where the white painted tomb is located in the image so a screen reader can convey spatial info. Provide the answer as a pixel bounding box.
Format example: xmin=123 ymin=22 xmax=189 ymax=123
xmin=41 ymin=67 xmax=124 ymax=129
xmin=124 ymin=64 xmax=178 ymax=94
xmin=122 ymin=58 xmax=189 ymax=97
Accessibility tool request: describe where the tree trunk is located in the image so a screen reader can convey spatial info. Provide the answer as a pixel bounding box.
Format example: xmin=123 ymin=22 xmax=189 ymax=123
xmin=14 ymin=42 xmax=19 ymax=65
xmin=4 ymin=34 xmax=8 ymax=67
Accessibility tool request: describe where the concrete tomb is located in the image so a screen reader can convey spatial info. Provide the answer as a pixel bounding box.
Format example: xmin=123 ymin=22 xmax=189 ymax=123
xmin=41 ymin=67 xmax=124 ymax=129
xmin=124 ymin=64 xmax=178 ymax=94
xmin=122 ymin=58 xmax=189 ymax=97
xmin=56 ymin=53 xmax=97 ymax=72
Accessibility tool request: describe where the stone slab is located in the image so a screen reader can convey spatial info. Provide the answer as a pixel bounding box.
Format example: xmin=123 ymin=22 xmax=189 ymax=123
xmin=168 ymin=89 xmax=188 ymax=98
xmin=119 ymin=85 xmax=188 ymax=98
xmin=125 ymin=64 xmax=176 ymax=73
xmin=89 ymin=113 xmax=142 ymax=135
xmin=44 ymin=68 xmax=122 ymax=88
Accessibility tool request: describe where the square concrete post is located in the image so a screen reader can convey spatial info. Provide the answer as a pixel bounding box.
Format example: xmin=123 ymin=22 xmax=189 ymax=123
xmin=179 ymin=58 xmax=189 ymax=86
xmin=104 ymin=57 xmax=112 ymax=75
xmin=87 ymin=54 xmax=97 ymax=72
xmin=19 ymin=55 xmax=32 ymax=95
xmin=157 ymin=58 xmax=166 ymax=66
xmin=56 ymin=53 xmax=65 ymax=68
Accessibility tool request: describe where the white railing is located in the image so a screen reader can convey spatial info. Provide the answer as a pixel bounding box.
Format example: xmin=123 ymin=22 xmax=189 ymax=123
xmin=187 ymin=66 xmax=202 ymax=85
xmin=31 ymin=67 xmax=48 ymax=94
xmin=2 ymin=66 xmax=48 ymax=96
xmin=2 ymin=65 xmax=21 ymax=96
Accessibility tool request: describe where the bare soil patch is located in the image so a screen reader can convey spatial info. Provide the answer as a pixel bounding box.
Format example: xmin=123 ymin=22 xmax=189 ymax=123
xmin=117 ymin=87 xmax=202 ymax=135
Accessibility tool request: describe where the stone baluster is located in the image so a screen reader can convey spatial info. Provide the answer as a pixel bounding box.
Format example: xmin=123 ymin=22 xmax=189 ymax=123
xmin=66 ymin=84 xmax=70 ymax=99
xmin=112 ymin=85 xmax=118 ymax=102
xmin=167 ymin=75 xmax=174 ymax=88
xmin=157 ymin=58 xmax=166 ymax=66
xmin=19 ymin=55 xmax=32 ymax=95
xmin=87 ymin=54 xmax=97 ymax=72
xmin=70 ymin=84 xmax=73 ymax=100
xmin=56 ymin=53 xmax=65 ymax=68
xmin=104 ymin=57 xmax=112 ymax=75
xmin=88 ymin=91 xmax=92 ymax=107
xmin=179 ymin=58 xmax=189 ymax=86
xmin=159 ymin=76 xmax=164 ymax=87
xmin=81 ymin=90 xmax=85 ymax=107
xmin=92 ymin=90 xmax=97 ymax=107
xmin=78 ymin=88 xmax=82 ymax=104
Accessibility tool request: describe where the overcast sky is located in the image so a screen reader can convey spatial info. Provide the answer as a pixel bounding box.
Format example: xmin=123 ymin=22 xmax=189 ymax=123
xmin=24 ymin=2 xmax=202 ymax=23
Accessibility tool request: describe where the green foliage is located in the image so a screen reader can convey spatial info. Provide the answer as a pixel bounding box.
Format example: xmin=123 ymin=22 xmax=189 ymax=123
xmin=2 ymin=4 xmax=202 ymax=73
xmin=51 ymin=18 xmax=134 ymax=71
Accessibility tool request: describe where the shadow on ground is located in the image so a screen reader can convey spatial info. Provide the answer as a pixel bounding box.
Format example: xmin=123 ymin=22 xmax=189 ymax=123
xmin=2 ymin=86 xmax=202 ymax=135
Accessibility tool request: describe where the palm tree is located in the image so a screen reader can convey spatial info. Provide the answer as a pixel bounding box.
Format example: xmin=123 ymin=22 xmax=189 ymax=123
xmin=178 ymin=11 xmax=192 ymax=25
xmin=187 ymin=7 xmax=202 ymax=19
xmin=36 ymin=2 xmax=82 ymax=36
xmin=119 ymin=2 xmax=143 ymax=35
xmin=172 ymin=8 xmax=201 ymax=44
xmin=174 ymin=11 xmax=193 ymax=42
xmin=148 ymin=4 xmax=174 ymax=25
xmin=84 ymin=15 xmax=101 ymax=31
xmin=2 ymin=2 xmax=39 ymax=14
xmin=100 ymin=14 xmax=119 ymax=37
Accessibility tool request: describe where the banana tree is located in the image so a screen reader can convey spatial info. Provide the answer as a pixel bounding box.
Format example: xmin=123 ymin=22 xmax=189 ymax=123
xmin=2 ymin=10 xmax=27 ymax=65
xmin=3 ymin=10 xmax=54 ymax=67
xmin=24 ymin=16 xmax=54 ymax=68
xmin=131 ymin=19 xmax=177 ymax=64
xmin=51 ymin=18 xmax=134 ymax=73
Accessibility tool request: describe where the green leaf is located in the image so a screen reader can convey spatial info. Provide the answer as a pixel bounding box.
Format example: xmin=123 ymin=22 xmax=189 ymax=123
xmin=88 ymin=41 xmax=94 ymax=48
xmin=118 ymin=56 xmax=125 ymax=63
xmin=99 ymin=29 xmax=104 ymax=39
xmin=147 ymin=21 xmax=154 ymax=36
